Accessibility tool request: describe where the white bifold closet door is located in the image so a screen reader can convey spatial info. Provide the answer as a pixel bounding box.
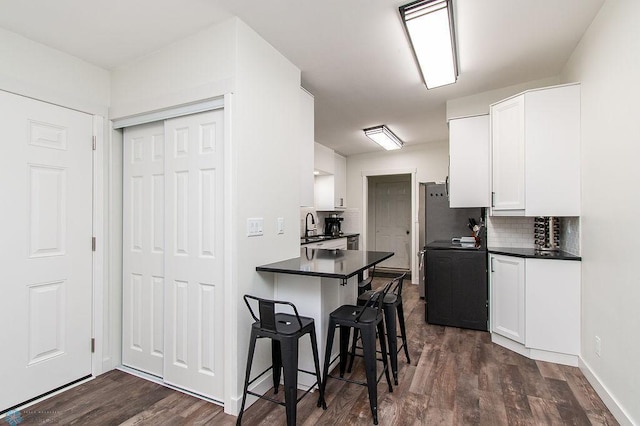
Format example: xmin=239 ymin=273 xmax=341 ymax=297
xmin=0 ymin=90 xmax=93 ymax=412
xmin=122 ymin=109 xmax=225 ymax=401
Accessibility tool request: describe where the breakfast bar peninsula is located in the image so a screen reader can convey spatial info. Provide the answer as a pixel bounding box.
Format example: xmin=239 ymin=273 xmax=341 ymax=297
xmin=256 ymin=248 xmax=393 ymax=387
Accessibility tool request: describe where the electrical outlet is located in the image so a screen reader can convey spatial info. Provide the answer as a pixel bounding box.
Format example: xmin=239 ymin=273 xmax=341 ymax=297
xmin=595 ymin=336 xmax=601 ymax=357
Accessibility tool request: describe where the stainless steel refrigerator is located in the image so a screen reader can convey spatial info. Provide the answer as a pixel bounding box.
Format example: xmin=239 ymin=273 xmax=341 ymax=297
xmin=417 ymin=182 xmax=483 ymax=298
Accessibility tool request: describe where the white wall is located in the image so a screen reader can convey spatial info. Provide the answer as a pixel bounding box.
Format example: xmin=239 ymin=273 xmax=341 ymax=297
xmin=229 ymin=19 xmax=302 ymax=413
xmin=347 ymin=142 xmax=449 ymax=282
xmin=561 ymin=1 xmax=640 ymax=424
xmin=109 ymin=17 xmax=302 ymax=414
xmin=0 ymin=27 xmax=110 ymax=115
xmin=110 ymin=20 xmax=236 ymax=119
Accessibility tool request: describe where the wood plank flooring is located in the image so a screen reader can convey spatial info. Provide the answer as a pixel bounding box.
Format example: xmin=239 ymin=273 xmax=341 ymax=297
xmin=14 ymin=279 xmax=617 ymax=425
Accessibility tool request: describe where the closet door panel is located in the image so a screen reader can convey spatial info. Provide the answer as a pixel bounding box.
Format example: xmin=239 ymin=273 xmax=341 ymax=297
xmin=122 ymin=122 xmax=165 ymax=376
xmin=163 ymin=110 xmax=225 ymax=401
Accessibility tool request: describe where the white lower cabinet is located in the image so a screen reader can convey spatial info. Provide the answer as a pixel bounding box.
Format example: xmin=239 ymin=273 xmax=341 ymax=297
xmin=489 ymin=253 xmax=581 ymax=366
xmin=490 ymin=254 xmax=525 ymax=344
xmin=302 ymin=237 xmax=347 ymax=250
xmin=525 ymin=259 xmax=580 ymax=356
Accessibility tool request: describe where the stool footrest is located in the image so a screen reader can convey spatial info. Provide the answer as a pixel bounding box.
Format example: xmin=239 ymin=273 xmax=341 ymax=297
xmin=326 ymin=369 xmax=387 ymax=387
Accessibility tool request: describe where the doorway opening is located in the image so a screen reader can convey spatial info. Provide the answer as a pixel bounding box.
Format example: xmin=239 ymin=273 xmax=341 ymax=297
xmin=367 ymin=174 xmax=412 ymax=277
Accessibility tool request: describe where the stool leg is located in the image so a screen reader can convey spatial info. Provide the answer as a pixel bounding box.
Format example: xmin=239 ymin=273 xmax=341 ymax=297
xmin=272 ymin=340 xmax=282 ymax=394
xmin=383 ymin=303 xmax=399 ymax=385
xmin=321 ymin=319 xmax=336 ymax=393
xmin=237 ymin=329 xmax=258 ymax=426
xmin=361 ymin=326 xmax=380 ymax=425
xmin=377 ymin=321 xmax=393 ymax=393
xmin=396 ymin=301 xmax=411 ymax=364
xmin=346 ymin=328 xmax=359 ymax=373
xmin=309 ymin=327 xmax=327 ymax=409
xmin=281 ymin=338 xmax=299 ymax=426
xmin=339 ymin=325 xmax=351 ymax=378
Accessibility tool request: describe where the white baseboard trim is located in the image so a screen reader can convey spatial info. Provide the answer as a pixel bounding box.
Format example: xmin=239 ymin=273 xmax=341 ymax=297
xmin=224 ymin=371 xmax=274 ymax=416
xmin=578 ymin=358 xmax=635 ymax=426
xmin=491 ymin=333 xmax=579 ymax=366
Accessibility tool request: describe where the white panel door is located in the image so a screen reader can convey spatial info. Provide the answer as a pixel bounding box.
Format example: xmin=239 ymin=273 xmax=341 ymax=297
xmin=163 ymin=110 xmax=225 ymax=401
xmin=491 ymin=96 xmax=525 ymax=211
xmin=0 ymin=90 xmax=93 ymax=411
xmin=375 ymin=181 xmax=411 ymax=269
xmin=122 ymin=122 xmax=165 ymax=376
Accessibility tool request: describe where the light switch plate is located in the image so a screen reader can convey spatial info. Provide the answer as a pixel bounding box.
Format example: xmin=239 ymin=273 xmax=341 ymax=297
xmin=277 ymin=217 xmax=285 ymax=234
xmin=247 ymin=218 xmax=264 ymax=236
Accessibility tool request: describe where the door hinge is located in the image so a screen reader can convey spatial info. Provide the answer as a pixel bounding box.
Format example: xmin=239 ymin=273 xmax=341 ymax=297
xmin=91 ymin=338 xmax=95 ymax=353
xmin=92 ymin=135 xmax=96 ymax=151
xmin=92 ymin=237 xmax=96 ymax=251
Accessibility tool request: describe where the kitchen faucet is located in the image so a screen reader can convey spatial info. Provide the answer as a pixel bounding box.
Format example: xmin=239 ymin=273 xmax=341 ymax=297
xmin=304 ymin=212 xmax=315 ymax=238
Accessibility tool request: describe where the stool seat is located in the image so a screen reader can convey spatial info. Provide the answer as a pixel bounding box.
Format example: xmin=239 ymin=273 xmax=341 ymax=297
xmin=358 ymin=290 xmax=398 ymax=305
xmin=252 ymin=313 xmax=315 ymax=336
xmin=329 ymin=305 xmax=380 ymax=324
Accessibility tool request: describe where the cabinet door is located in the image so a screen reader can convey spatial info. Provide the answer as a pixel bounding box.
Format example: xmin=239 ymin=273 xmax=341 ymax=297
xmin=524 ymin=85 xmax=581 ymax=216
xmin=491 ymin=96 xmax=525 ymax=212
xmin=525 ymin=259 xmax=580 ymax=355
xmin=449 ymin=115 xmax=490 ymax=207
xmin=490 ymin=254 xmax=525 ymax=343
xmin=334 ymin=153 xmax=347 ymax=208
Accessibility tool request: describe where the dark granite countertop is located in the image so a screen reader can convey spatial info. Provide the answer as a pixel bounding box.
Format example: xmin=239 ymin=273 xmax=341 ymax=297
xmin=488 ymin=247 xmax=581 ymax=261
xmin=300 ymin=233 xmax=360 ymax=245
xmin=256 ymin=247 xmax=392 ymax=280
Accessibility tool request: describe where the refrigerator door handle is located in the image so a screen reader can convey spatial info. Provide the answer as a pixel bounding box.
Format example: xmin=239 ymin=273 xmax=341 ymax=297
xmin=490 ymin=257 xmax=495 ymax=272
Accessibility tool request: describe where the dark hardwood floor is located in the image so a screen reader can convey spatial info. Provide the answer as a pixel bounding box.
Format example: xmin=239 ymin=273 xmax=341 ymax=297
xmin=15 ymin=279 xmax=617 ymax=425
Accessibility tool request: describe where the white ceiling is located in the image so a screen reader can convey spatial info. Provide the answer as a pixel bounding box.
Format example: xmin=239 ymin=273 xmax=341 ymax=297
xmin=0 ymin=0 xmax=604 ymax=156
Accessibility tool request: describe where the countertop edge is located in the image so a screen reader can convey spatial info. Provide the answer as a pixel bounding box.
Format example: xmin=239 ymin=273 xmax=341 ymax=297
xmin=488 ymin=247 xmax=581 ymax=261
xmin=300 ymin=233 xmax=360 ymax=246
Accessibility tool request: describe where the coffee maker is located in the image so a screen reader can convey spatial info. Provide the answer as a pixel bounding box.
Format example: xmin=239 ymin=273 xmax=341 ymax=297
xmin=324 ymin=215 xmax=343 ymax=236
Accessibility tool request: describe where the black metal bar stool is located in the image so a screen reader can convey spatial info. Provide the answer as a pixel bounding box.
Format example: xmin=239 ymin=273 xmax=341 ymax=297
xmin=237 ymin=295 xmax=326 ymax=426
xmin=348 ymin=273 xmax=410 ymax=385
xmin=321 ymin=280 xmax=394 ymax=425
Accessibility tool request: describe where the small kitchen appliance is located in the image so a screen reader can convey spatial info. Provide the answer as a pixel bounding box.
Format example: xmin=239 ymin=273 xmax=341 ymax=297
xmin=324 ymin=215 xmax=343 ymax=236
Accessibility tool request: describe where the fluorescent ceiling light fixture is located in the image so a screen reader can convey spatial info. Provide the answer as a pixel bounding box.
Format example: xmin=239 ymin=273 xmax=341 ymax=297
xmin=363 ymin=125 xmax=403 ymax=150
xmin=399 ymin=0 xmax=458 ymax=89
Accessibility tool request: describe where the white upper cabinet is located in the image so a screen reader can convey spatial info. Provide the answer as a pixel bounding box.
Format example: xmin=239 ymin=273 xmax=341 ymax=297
xmin=490 ymin=84 xmax=581 ymax=216
xmin=300 ymin=89 xmax=315 ymax=207
xmin=334 ymin=153 xmax=347 ymax=209
xmin=448 ymin=115 xmax=490 ymax=207
xmin=314 ymin=148 xmax=347 ymax=210
xmin=314 ymin=142 xmax=335 ymax=174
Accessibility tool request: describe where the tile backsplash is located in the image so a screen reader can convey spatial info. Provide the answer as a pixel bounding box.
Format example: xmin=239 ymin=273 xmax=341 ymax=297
xmin=487 ymin=215 xmax=580 ymax=255
xmin=559 ymin=216 xmax=580 ymax=255
xmin=486 ymin=216 xmax=535 ymax=248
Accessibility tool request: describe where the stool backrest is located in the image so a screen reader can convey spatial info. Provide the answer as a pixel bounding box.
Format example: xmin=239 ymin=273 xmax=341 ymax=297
xmin=390 ymin=273 xmax=407 ymax=298
xmin=355 ymin=279 xmax=394 ymax=322
xmin=243 ymin=295 xmax=303 ymax=332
